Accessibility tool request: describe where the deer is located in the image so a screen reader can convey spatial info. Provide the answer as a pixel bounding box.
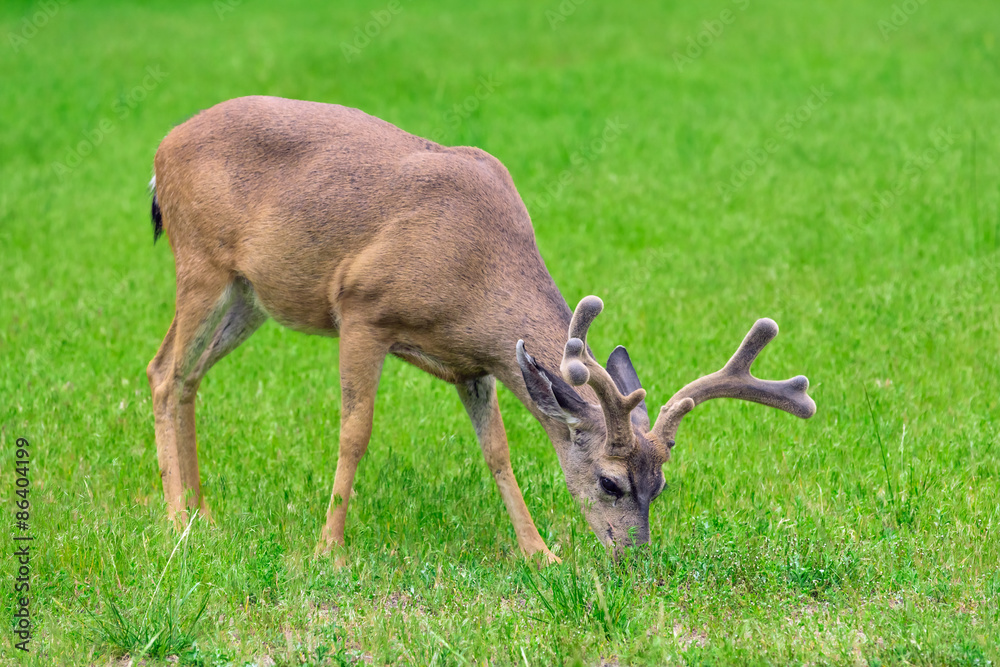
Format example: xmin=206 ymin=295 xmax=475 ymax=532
xmin=146 ymin=95 xmax=816 ymax=564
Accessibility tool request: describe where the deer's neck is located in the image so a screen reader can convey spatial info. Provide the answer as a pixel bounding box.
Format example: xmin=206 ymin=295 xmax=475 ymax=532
xmin=488 ymin=290 xmax=591 ymax=454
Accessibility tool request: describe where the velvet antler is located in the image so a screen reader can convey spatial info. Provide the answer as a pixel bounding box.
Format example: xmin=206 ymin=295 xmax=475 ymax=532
xmin=651 ymin=318 xmax=816 ymax=459
xmin=560 ymin=296 xmax=646 ymax=456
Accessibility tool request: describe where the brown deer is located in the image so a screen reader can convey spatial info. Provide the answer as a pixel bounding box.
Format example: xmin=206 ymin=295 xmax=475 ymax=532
xmin=147 ymin=96 xmax=816 ymax=563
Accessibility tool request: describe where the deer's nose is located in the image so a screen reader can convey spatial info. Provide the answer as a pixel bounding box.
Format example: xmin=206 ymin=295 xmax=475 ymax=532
xmin=609 ymin=528 xmax=650 ymax=557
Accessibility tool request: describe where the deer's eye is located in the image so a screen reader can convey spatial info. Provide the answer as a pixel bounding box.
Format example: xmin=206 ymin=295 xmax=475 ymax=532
xmin=599 ymin=476 xmax=623 ymax=498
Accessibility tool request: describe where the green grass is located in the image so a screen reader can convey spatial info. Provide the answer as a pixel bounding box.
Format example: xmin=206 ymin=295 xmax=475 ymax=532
xmin=2 ymin=0 xmax=999 ymax=664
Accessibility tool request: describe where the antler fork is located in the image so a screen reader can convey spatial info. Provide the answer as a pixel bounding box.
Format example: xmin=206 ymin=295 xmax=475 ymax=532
xmin=651 ymin=318 xmax=816 ymax=458
xmin=560 ymin=296 xmax=646 ymax=456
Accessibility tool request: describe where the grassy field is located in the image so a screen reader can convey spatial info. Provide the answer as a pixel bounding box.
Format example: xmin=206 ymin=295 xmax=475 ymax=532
xmin=2 ymin=0 xmax=999 ymax=664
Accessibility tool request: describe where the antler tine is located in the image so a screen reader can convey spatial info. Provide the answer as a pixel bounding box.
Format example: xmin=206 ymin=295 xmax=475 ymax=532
xmin=651 ymin=318 xmax=816 ymax=459
xmin=654 ymin=398 xmax=695 ymax=454
xmin=560 ymin=296 xmax=645 ymax=456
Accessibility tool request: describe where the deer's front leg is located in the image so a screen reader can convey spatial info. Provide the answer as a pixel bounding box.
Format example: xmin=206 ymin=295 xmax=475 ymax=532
xmin=457 ymin=376 xmax=560 ymax=565
xmin=319 ymin=324 xmax=388 ymax=562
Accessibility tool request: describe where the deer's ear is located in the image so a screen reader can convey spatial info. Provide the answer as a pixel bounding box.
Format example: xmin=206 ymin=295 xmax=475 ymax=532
xmin=517 ymin=340 xmax=590 ymax=424
xmin=606 ymin=346 xmax=650 ymax=430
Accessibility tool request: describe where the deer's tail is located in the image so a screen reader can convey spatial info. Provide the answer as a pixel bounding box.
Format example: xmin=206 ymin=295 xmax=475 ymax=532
xmin=149 ymin=174 xmax=163 ymax=243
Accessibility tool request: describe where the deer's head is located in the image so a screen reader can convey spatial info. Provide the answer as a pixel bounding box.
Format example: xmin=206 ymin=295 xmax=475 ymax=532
xmin=517 ymin=296 xmax=816 ymax=554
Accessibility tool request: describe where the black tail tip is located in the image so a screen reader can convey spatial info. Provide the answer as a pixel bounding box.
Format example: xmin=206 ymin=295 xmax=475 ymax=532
xmin=151 ymin=192 xmax=163 ymax=243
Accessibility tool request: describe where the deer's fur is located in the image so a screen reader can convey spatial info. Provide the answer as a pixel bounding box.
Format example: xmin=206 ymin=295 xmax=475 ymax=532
xmin=147 ymin=96 xmax=814 ymax=562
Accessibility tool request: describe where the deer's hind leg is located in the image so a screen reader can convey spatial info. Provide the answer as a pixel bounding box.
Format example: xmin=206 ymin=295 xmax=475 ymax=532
xmin=148 ymin=272 xmax=266 ymax=525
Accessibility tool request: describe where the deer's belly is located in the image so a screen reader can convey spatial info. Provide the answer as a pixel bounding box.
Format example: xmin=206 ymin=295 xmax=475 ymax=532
xmin=244 ymin=277 xmax=341 ymax=337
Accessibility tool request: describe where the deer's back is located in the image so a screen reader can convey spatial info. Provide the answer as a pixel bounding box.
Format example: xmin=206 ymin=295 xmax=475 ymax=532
xmin=154 ymin=96 xmax=564 ymax=376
